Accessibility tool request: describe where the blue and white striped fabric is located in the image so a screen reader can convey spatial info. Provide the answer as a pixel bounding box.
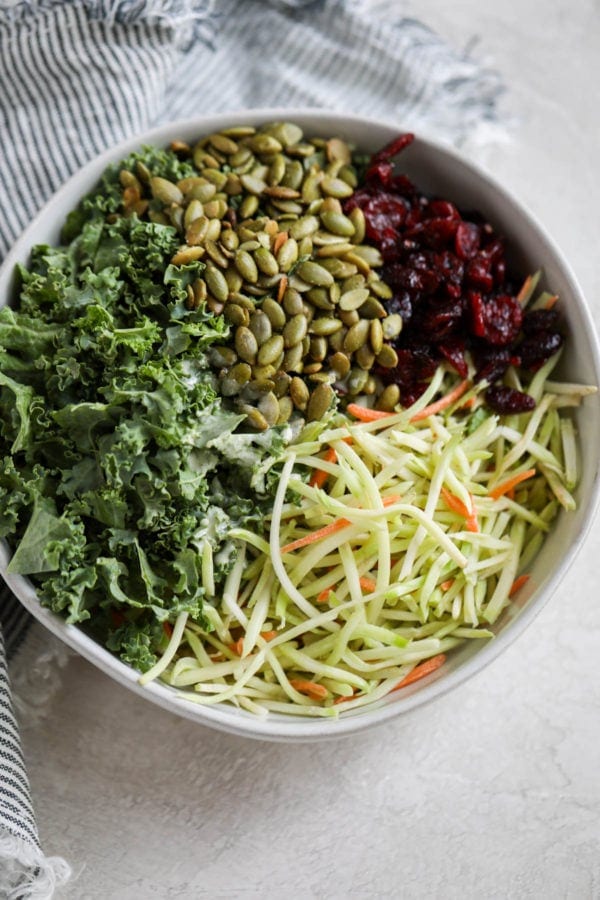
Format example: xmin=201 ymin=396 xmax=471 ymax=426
xmin=0 ymin=1 xmax=504 ymax=895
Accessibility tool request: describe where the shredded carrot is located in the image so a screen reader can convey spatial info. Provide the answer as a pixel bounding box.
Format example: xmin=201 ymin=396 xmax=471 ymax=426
xmin=506 ymin=487 xmax=515 ymax=500
xmin=273 ymin=230 xmax=288 ymax=256
xmin=280 ymin=495 xmax=402 ymax=554
xmin=229 ymin=637 xmax=244 ymax=656
xmin=392 ymin=654 xmax=446 ymax=691
xmin=410 ymin=379 xmax=470 ymax=422
xmin=462 ymin=396 xmax=476 ymax=410
xmin=277 ymin=274 xmax=288 ymax=303
xmin=441 ymin=487 xmax=479 ymax=532
xmin=289 ymin=679 xmax=329 ymax=701
xmin=359 ymin=576 xmax=377 ymax=593
xmin=162 ymin=621 xmax=173 ymax=638
xmin=516 ymin=273 xmax=534 ymax=305
xmin=346 ymin=403 xmax=394 ymax=422
xmin=489 ymin=468 xmax=536 ymax=500
xmin=309 ymin=447 xmax=338 ymax=488
xmin=281 ymin=518 xmax=351 ymax=554
xmin=440 ymin=579 xmax=454 ymax=592
xmin=545 ymin=294 xmax=558 ymax=309
xmin=317 ymin=588 xmax=332 ymax=604
xmin=260 ymin=630 xmax=278 ymax=641
xmin=509 ymin=574 xmax=530 ymax=596
xmin=333 ymin=692 xmax=357 ymax=705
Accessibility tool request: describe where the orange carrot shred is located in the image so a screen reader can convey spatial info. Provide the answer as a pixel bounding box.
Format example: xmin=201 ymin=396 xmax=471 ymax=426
xmin=317 ymin=588 xmax=332 ymax=604
xmin=392 ymin=654 xmax=446 ymax=691
xmin=545 ymin=294 xmax=558 ymax=309
xmin=280 ymin=518 xmax=351 ymax=554
xmin=441 ymin=487 xmax=479 ymax=532
xmin=162 ymin=621 xmax=173 ymax=638
xmin=516 ymin=273 xmax=534 ymax=305
xmin=260 ymin=630 xmax=278 ymax=642
xmin=489 ymin=468 xmax=536 ymax=500
xmin=229 ymin=637 xmax=244 ymax=656
xmin=440 ymin=579 xmax=454 ymax=592
xmin=410 ymin=379 xmax=470 ymax=422
xmin=277 ymin=274 xmax=288 ymax=303
xmin=289 ymin=679 xmax=329 ymax=701
xmin=309 ymin=447 xmax=337 ymax=488
xmin=359 ymin=575 xmax=377 ymax=593
xmin=509 ymin=574 xmax=530 ymax=596
xmin=333 ymin=692 xmax=357 ymax=705
xmin=346 ymin=403 xmax=394 ymax=422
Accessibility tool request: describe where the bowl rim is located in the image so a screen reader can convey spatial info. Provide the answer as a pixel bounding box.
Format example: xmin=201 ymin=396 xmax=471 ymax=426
xmin=1 ymin=106 xmax=599 ymax=742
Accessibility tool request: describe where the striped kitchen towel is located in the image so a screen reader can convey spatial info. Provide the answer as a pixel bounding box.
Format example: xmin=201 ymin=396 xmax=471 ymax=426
xmin=0 ymin=0 xmax=505 ymax=896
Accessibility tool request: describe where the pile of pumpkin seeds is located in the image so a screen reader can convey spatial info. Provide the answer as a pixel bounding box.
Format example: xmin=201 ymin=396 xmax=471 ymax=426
xmin=118 ymin=121 xmax=404 ymax=430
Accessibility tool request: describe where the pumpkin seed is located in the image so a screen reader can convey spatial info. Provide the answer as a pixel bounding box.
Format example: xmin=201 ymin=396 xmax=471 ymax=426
xmin=355 ymin=344 xmax=376 ymax=371
xmin=370 ymin=319 xmax=384 ymax=355
xmin=311 ymin=317 xmax=343 ymax=337
xmin=235 ymin=326 xmax=258 ymax=363
xmin=382 ymin=313 xmax=403 ymax=340
xmin=171 ymin=246 xmax=204 ymax=266
xmin=376 ymin=344 xmax=399 ymax=368
xmin=257 ymin=334 xmax=285 ymax=366
xmin=277 ymin=237 xmax=299 ymax=272
xmin=150 ymin=176 xmax=183 ymax=205
xmin=290 ymin=376 xmax=310 ymax=410
xmin=283 ymin=314 xmax=308 ymax=348
xmin=339 ymin=287 xmax=370 ymax=311
xmin=347 ymin=367 xmax=369 ymax=394
xmin=283 ymin=343 xmax=304 ymax=372
xmin=244 ymin=406 xmax=269 ymax=431
xmin=282 ymin=287 xmax=304 ymax=316
xmin=210 ymin=345 xmax=237 ymax=368
xmin=309 ymin=336 xmax=328 ymax=362
xmin=258 ymin=391 xmax=280 ymax=426
xmin=240 ymin=194 xmax=259 ymax=218
xmin=329 ymin=351 xmax=351 ymax=378
xmin=262 ymin=297 xmax=287 ymax=330
xmin=249 ymin=310 xmax=272 ymax=345
xmin=375 ymin=384 xmax=400 ymax=411
xmin=307 ymin=382 xmax=334 ymax=421
xmin=254 ymin=246 xmax=279 ymax=277
xmin=249 ymin=133 xmax=283 ymax=155
xmin=204 ymin=263 xmax=229 ymax=302
xmin=277 ymin=396 xmax=294 ymax=424
xmin=343 ymin=319 xmax=371 ymax=354
xmin=209 ymin=133 xmax=239 ymax=155
xmin=235 ymin=249 xmax=259 ymax=283
xmin=358 ymin=297 xmax=387 ymax=319
xmin=320 ymin=175 xmax=354 ymax=199
xmin=296 ymin=260 xmax=334 ymax=287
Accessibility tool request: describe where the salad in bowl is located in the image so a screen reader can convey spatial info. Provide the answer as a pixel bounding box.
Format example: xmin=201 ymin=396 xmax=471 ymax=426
xmin=0 ymin=111 xmax=598 ymax=739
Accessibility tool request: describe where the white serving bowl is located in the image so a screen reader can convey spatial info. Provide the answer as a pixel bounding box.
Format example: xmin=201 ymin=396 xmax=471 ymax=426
xmin=1 ymin=109 xmax=599 ymax=741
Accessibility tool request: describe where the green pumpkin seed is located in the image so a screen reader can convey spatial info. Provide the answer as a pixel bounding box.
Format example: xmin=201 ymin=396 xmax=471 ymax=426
xmin=370 ymin=319 xmax=384 ymax=355
xmin=296 ymin=261 xmax=334 ymax=287
xmin=326 ymin=138 xmax=351 ymax=165
xmin=258 ymin=391 xmax=280 ymax=426
xmin=382 ymin=313 xmax=403 ymax=340
xmin=224 ymin=303 xmax=249 ymax=327
xmin=204 ymin=263 xmax=229 ymax=302
xmin=183 ymin=199 xmax=204 ymax=229
xmin=240 ymin=173 xmax=267 ymax=195
xmin=249 ymin=133 xmax=283 ymax=155
xmin=320 ymin=175 xmax=354 ymax=199
xmin=221 ymin=125 xmax=256 ymax=138
xmin=254 ymin=246 xmax=279 ymax=277
xmin=235 ymin=326 xmax=258 ymax=363
xmin=262 ymin=297 xmax=287 ymax=330
xmin=229 ymin=362 xmax=252 ymax=385
xmin=150 ymin=176 xmax=183 ymax=205
xmin=281 ymin=159 xmax=304 ymax=190
xmin=339 ymin=287 xmax=370 ymax=311
xmin=272 ymin=371 xmax=292 ymax=398
xmin=316 ymin=242 xmax=355 ymax=258
xmin=376 ymin=344 xmax=399 ymax=368
xmin=376 ymin=384 xmax=400 ymax=412
xmin=277 ymin=396 xmax=294 ymax=424
xmin=343 ymin=318 xmax=371 ymax=354
xmin=283 ymin=314 xmax=308 ymax=348
xmin=290 ymin=376 xmax=310 ymax=410
xmin=306 ymin=288 xmax=334 ymax=311
xmin=240 ymin=194 xmax=259 ymax=218
xmin=309 ymin=336 xmax=328 ymax=362
xmin=251 ymin=364 xmax=276 ymax=381
xmin=369 ymin=277 xmax=393 ymax=300
xmin=277 ymin=237 xmax=299 ymax=272
xmin=235 ymin=249 xmax=259 ymax=283
xmin=307 ymin=382 xmax=334 ymax=421
xmin=329 ymin=351 xmax=351 ymax=378
xmin=358 ymin=297 xmax=387 ymax=319
xmin=355 ymin=344 xmax=376 ymax=371
xmin=209 ymin=133 xmax=239 ymax=155
xmin=268 ymin=122 xmax=304 ymax=147
xmin=244 ymin=406 xmax=269 ymax=431
xmin=338 ymin=165 xmax=358 ymax=189
xmin=206 ymin=218 xmax=222 ymax=241
xmin=301 ymin=171 xmax=323 ymax=204
xmin=220 ymin=229 xmax=240 ymax=252
xmin=347 ymin=367 xmax=369 ymax=395
xmin=311 ymin=317 xmax=343 ymax=337
xmin=339 ymin=310 xmax=359 ymax=327
xmin=249 ymin=310 xmax=272 ymax=345
xmin=205 ymin=239 xmax=229 ymax=269
xmin=283 ymin=343 xmax=304 ymax=372
xmin=257 ymin=334 xmax=285 ymax=367
xmin=282 ymin=287 xmax=304 ymax=316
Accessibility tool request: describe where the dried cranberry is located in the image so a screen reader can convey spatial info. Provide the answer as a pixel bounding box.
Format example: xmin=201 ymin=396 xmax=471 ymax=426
xmin=365 ymin=159 xmax=394 ymax=186
xmin=474 ymin=347 xmax=520 ymax=383
xmin=518 ymin=331 xmax=564 ymax=369
xmin=454 ymin=221 xmax=480 ymax=260
xmin=465 ymin=256 xmax=494 ymax=292
xmin=371 ymin=132 xmax=415 ymax=163
xmin=471 ymin=294 xmax=523 ymax=346
xmin=522 ymin=308 xmax=561 ymax=334
xmin=486 ymin=386 xmax=536 ymax=415
xmin=420 ymin=299 xmax=464 ymax=341
xmin=438 ymin=339 xmax=468 ymax=377
xmin=427 ymin=199 xmax=460 ymax=220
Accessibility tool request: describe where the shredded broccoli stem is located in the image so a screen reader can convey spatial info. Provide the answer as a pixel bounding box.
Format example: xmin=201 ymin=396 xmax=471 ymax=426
xmin=138 ymin=359 xmax=595 ymax=718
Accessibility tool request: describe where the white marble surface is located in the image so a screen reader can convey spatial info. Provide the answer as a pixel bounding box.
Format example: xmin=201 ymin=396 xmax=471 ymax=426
xmin=19 ymin=1 xmax=600 ymax=897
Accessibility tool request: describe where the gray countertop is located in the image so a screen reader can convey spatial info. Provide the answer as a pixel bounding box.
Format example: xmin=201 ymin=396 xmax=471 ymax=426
xmin=21 ymin=1 xmax=600 ymax=896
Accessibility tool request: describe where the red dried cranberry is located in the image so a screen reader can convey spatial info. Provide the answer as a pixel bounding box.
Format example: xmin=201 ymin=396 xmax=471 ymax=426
xmin=420 ymin=299 xmax=464 ymax=341
xmin=371 ymin=132 xmax=415 ymax=163
xmin=438 ymin=339 xmax=468 ymax=377
xmin=470 ymin=294 xmax=523 ymax=346
xmin=486 ymin=386 xmax=536 ymax=414
xmin=427 ymin=199 xmax=460 ymax=220
xmin=474 ymin=347 xmax=520 ymax=383
xmin=465 ymin=256 xmax=494 ymax=292
xmin=454 ymin=221 xmax=481 ymax=260
xmin=365 ymin=159 xmax=394 ymax=186
xmin=522 ymin=308 xmax=561 ymax=334
xmin=518 ymin=331 xmax=564 ymax=369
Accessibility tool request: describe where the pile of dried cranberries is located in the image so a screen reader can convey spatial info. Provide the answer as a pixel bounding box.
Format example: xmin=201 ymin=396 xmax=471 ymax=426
xmin=345 ymin=134 xmax=564 ymax=414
